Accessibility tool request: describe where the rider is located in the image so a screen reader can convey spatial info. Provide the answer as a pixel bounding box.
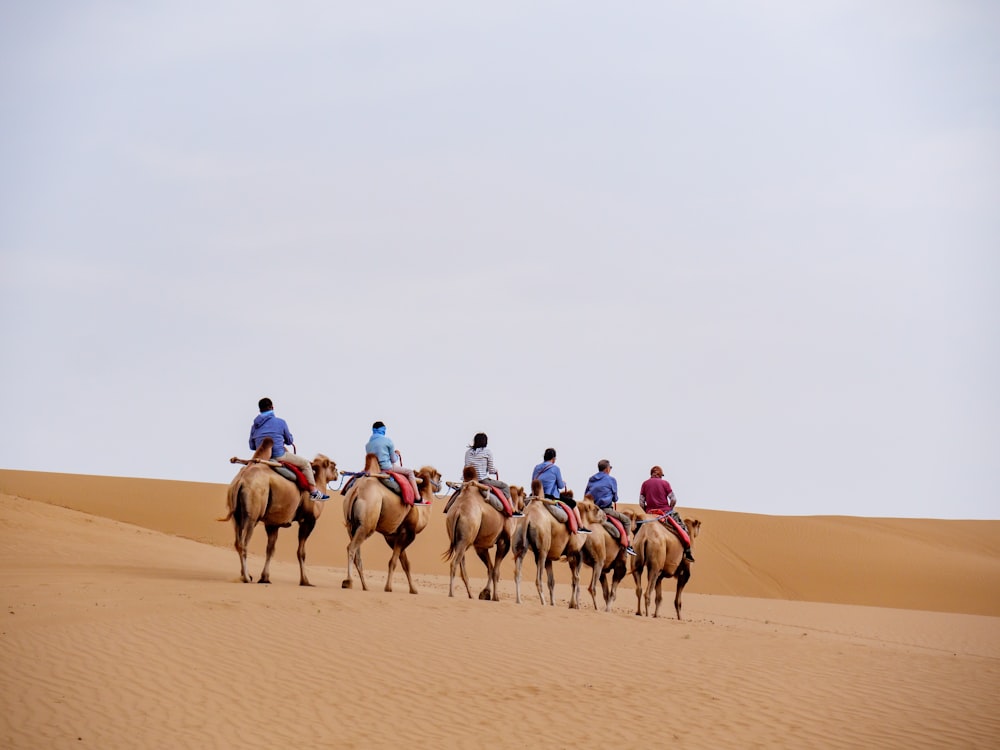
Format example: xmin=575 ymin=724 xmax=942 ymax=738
xmin=639 ymin=465 xmax=694 ymax=562
xmin=464 ymin=432 xmax=523 ymax=518
xmin=532 ymin=448 xmax=591 ymax=534
xmin=249 ymin=397 xmax=329 ymax=501
xmin=365 ymin=421 xmax=420 ymax=500
xmin=584 ymin=459 xmax=636 ymax=556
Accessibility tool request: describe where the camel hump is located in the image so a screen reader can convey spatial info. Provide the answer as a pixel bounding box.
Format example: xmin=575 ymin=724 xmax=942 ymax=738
xmin=462 ymin=465 xmax=477 ymax=482
xmin=530 ymin=478 xmax=543 ymax=497
xmin=252 ymin=438 xmax=273 ymax=461
xmin=363 ymin=453 xmax=381 ymax=473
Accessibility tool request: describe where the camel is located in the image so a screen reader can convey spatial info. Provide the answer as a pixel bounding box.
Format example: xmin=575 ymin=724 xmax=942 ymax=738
xmin=512 ymin=483 xmax=606 ymax=608
xmin=341 ymin=454 xmax=440 ymax=593
xmin=631 ymin=515 xmax=702 ymax=619
xmin=222 ymin=438 xmax=339 ymax=585
xmin=579 ymin=501 xmax=642 ymax=611
xmin=442 ymin=467 xmax=525 ymax=600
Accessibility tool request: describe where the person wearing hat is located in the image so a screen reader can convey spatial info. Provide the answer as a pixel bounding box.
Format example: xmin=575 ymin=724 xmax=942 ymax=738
xmin=639 ymin=465 xmax=694 ymax=562
xmin=365 ymin=421 xmax=419 ymax=499
xmin=584 ymin=459 xmax=636 ymax=556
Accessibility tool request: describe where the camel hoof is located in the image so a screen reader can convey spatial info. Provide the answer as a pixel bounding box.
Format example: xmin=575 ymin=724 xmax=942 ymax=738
xmin=300 ymin=581 xmax=314 ymax=587
xmin=257 ymin=578 xmax=270 ymax=585
xmin=478 ymin=590 xmax=491 ymax=601
xmin=341 ymin=579 xmax=353 ymax=589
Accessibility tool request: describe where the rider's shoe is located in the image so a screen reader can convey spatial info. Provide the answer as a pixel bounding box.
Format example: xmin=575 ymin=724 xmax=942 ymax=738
xmin=577 ymin=527 xmax=593 ymax=534
xmin=511 ymin=512 xmax=525 ymax=518
xmin=310 ymin=489 xmax=330 ymax=501
xmin=625 ymin=546 xmax=637 ymax=557
xmin=683 ymin=548 xmax=695 ymax=563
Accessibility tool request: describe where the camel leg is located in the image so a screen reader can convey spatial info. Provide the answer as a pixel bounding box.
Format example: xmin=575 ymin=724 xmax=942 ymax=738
xmin=597 ymin=570 xmax=609 ymax=611
xmin=458 ymin=552 xmax=473 ymax=599
xmin=653 ymin=573 xmax=665 ymax=618
xmin=643 ymin=564 xmax=657 ymax=617
xmin=475 ymin=547 xmax=494 ymax=601
xmin=385 ymin=538 xmax=401 ymax=593
xmin=513 ymin=550 xmax=524 ymax=604
xmin=296 ymin=517 xmax=316 ymax=587
xmin=545 ymin=559 xmax=556 ymax=606
xmin=491 ymin=535 xmax=511 ymax=602
xmin=235 ymin=517 xmax=254 ymax=583
xmin=568 ymin=557 xmax=581 ymax=610
xmin=534 ymin=551 xmax=547 ymax=605
xmin=588 ymin=560 xmax=602 ymax=611
xmin=398 ymin=548 xmax=418 ymax=595
xmin=633 ymin=563 xmax=643 ymax=616
xmin=258 ymin=525 xmax=280 ymax=584
xmin=674 ymin=563 xmax=691 ymax=620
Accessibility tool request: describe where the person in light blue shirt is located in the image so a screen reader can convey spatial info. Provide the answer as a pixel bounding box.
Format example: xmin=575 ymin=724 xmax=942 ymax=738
xmin=365 ymin=421 xmax=419 ymax=499
xmin=249 ymin=397 xmax=328 ymax=500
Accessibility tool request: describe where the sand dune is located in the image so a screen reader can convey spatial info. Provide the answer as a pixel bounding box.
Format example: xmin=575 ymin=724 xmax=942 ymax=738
xmin=1 ymin=469 xmax=999 ymax=749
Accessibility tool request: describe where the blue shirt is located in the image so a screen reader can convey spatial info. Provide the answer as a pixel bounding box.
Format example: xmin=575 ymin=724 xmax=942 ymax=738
xmin=584 ymin=472 xmax=618 ymax=508
xmin=532 ymin=461 xmax=565 ymax=498
xmin=365 ymin=431 xmax=396 ymax=470
xmin=249 ymin=411 xmax=294 ymax=459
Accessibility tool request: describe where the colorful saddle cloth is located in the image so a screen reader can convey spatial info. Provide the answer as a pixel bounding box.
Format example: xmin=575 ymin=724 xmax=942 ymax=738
xmin=648 ymin=508 xmax=691 ymax=547
xmin=488 ymin=485 xmax=514 ymax=516
xmin=273 ymin=461 xmax=310 ymax=492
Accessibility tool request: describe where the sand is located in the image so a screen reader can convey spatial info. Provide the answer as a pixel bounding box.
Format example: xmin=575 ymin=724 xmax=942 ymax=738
xmin=1 ymin=469 xmax=998 ymax=749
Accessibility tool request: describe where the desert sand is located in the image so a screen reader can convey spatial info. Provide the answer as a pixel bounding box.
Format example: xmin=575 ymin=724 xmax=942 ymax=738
xmin=1 ymin=468 xmax=998 ymax=749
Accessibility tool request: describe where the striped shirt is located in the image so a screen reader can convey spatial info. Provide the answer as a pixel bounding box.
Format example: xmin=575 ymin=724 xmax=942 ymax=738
xmin=464 ymin=447 xmax=496 ymax=480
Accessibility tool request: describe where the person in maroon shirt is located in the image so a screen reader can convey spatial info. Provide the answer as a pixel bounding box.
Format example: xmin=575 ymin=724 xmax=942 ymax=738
xmin=639 ymin=465 xmax=694 ymax=562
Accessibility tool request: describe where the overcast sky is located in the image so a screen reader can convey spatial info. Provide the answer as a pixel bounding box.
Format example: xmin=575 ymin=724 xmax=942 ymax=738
xmin=2 ymin=2 xmax=998 ymax=519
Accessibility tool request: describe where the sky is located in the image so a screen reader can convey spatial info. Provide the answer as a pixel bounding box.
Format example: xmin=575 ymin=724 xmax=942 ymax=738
xmin=2 ymin=1 xmax=998 ymax=519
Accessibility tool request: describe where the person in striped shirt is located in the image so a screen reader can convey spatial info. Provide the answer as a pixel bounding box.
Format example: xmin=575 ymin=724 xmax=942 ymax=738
xmin=464 ymin=432 xmax=511 ymax=500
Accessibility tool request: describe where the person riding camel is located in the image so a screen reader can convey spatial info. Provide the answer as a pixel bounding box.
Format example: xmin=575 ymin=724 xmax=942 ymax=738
xmin=365 ymin=421 xmax=421 ymax=501
xmin=248 ymin=397 xmax=329 ymax=501
xmin=532 ymin=448 xmax=591 ymax=534
xmin=463 ymin=432 xmax=523 ymax=519
xmin=584 ymin=459 xmax=636 ymax=556
xmin=639 ymin=465 xmax=695 ymax=562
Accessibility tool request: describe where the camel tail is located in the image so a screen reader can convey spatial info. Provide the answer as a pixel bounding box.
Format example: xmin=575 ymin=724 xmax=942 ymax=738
xmin=441 ymin=512 xmax=464 ymax=562
xmin=218 ymin=481 xmax=241 ymax=522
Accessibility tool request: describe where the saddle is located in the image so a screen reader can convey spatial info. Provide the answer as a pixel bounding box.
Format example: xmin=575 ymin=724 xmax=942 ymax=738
xmin=603 ymin=515 xmax=627 ymax=542
xmin=645 ymin=509 xmax=691 ymax=547
xmin=541 ymin=500 xmax=578 ymax=533
xmin=487 ymin=485 xmax=515 ymax=516
xmin=339 ymin=471 xmax=418 ymax=506
xmin=272 ymin=461 xmax=310 ymax=492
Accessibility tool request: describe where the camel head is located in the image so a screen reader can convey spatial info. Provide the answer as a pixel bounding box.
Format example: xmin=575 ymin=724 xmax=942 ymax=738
xmin=577 ymin=497 xmax=606 ymax=526
xmin=509 ymin=485 xmax=526 ymax=513
xmin=417 ymin=466 xmax=442 ymax=495
xmin=312 ymin=454 xmax=339 ymax=485
xmin=685 ymin=518 xmax=702 ymax=541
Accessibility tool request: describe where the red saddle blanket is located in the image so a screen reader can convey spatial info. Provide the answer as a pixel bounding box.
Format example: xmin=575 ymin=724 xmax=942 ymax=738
xmin=388 ymin=472 xmax=416 ymax=506
xmin=648 ymin=509 xmax=691 ymax=547
xmin=557 ymin=501 xmax=578 ymax=533
xmin=489 ymin=486 xmax=514 ymax=516
xmin=605 ymin=515 xmax=629 ymax=546
xmin=278 ymin=461 xmax=311 ymax=492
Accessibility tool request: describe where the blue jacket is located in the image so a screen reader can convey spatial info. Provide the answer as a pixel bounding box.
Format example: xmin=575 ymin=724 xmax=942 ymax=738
xmin=365 ymin=427 xmax=396 ymax=470
xmin=249 ymin=411 xmax=293 ymax=459
xmin=584 ymin=472 xmax=618 ymax=509
xmin=532 ymin=461 xmax=565 ymax=499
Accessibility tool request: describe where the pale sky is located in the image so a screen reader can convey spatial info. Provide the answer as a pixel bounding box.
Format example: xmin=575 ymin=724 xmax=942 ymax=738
xmin=2 ymin=2 xmax=998 ymax=519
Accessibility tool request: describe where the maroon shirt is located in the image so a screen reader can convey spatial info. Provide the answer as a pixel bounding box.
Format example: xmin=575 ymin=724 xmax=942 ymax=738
xmin=640 ymin=477 xmax=674 ymax=513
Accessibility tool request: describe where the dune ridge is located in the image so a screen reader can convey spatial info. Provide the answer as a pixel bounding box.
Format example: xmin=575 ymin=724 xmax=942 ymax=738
xmin=2 ymin=470 xmax=999 ymax=749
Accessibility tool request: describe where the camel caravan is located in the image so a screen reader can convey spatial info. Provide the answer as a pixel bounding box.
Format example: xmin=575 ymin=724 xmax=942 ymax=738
xmin=223 ymin=410 xmax=702 ymax=619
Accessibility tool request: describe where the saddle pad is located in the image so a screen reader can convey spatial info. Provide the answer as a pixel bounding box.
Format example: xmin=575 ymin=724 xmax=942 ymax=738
xmin=545 ymin=501 xmax=577 ymax=532
xmin=654 ymin=510 xmax=691 ymax=547
xmin=387 ymin=471 xmax=416 ymax=506
xmin=489 ymin=485 xmax=514 ymax=515
xmin=605 ymin=515 xmax=627 ymax=542
xmin=276 ymin=462 xmax=310 ymax=491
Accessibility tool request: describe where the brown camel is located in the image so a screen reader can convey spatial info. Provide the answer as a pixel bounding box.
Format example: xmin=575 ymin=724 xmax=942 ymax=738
xmin=579 ymin=499 xmax=641 ymax=611
xmin=221 ymin=438 xmax=339 ymax=586
xmin=631 ymin=515 xmax=702 ymax=619
xmin=442 ymin=467 xmax=524 ymax=600
xmin=341 ymin=454 xmax=439 ymax=593
xmin=512 ymin=483 xmax=606 ymax=608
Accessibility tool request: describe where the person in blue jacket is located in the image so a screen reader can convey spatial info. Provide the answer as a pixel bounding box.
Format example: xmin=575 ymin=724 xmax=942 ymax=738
xmin=584 ymin=459 xmax=635 ymax=555
xmin=532 ymin=448 xmax=590 ymax=533
xmin=249 ymin=397 xmax=328 ymax=500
